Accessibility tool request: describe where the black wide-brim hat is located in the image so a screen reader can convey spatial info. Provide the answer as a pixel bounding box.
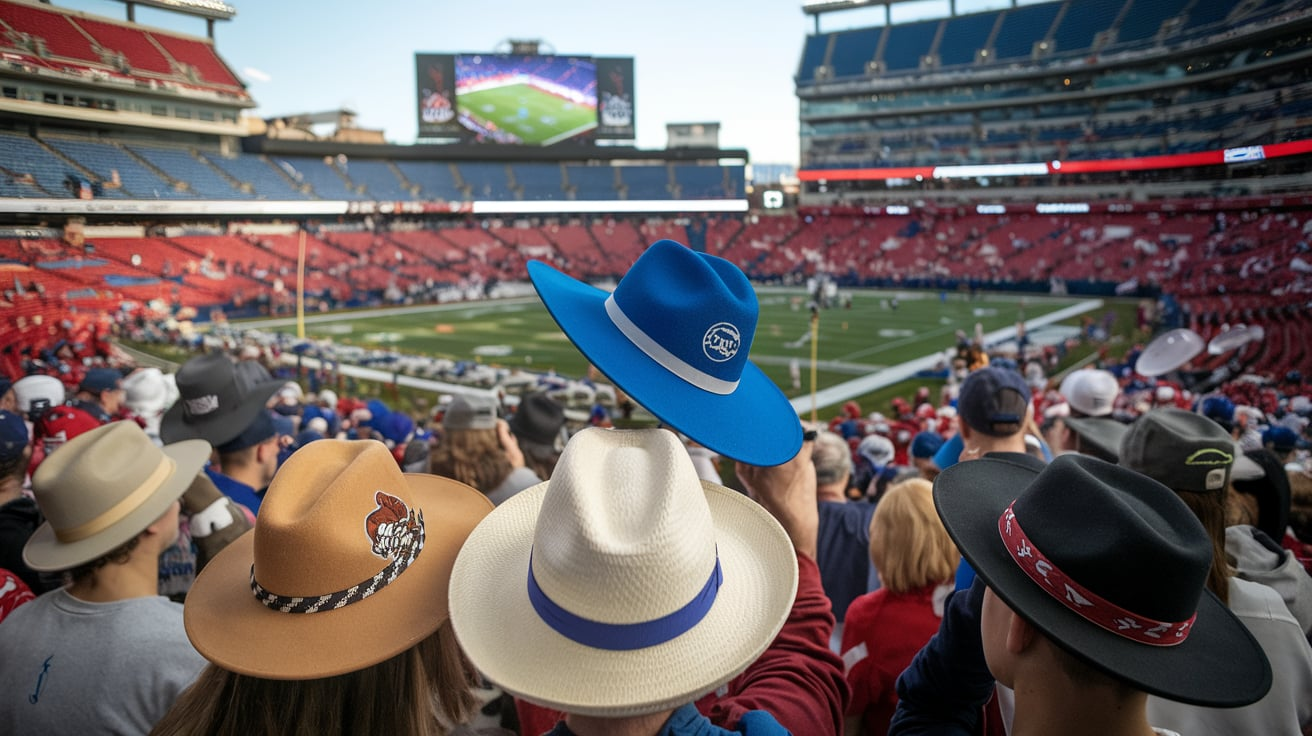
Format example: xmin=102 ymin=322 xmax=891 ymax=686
xmin=934 ymin=453 xmax=1271 ymax=707
xmin=160 ymin=351 xmax=283 ymax=448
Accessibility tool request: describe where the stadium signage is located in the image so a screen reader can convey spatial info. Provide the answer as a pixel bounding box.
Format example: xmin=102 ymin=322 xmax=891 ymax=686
xmin=0 ymin=198 xmax=747 ymax=217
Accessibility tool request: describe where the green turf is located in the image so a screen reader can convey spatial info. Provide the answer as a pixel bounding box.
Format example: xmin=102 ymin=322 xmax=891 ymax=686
xmin=245 ymin=288 xmax=1122 ymax=406
xmin=458 ymin=83 xmax=596 ymax=145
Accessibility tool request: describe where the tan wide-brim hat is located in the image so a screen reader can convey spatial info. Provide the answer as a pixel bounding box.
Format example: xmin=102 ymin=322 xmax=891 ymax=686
xmin=449 ymin=427 xmax=799 ymax=717
xmin=184 ymin=439 xmax=492 ymax=680
xmin=25 ymin=421 xmax=210 ymax=572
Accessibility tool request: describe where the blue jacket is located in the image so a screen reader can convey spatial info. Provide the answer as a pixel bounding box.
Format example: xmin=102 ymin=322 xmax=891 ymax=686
xmin=546 ymin=703 xmax=790 ymax=736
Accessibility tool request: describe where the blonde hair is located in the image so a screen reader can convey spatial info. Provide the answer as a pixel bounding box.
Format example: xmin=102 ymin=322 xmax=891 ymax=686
xmin=869 ymin=478 xmax=959 ymax=593
xmin=430 ymin=428 xmax=512 ymax=494
xmin=150 ymin=623 xmax=478 ymax=736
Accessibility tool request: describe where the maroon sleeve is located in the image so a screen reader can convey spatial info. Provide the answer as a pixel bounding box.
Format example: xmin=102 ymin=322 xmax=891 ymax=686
xmin=702 ymin=553 xmax=850 ymax=736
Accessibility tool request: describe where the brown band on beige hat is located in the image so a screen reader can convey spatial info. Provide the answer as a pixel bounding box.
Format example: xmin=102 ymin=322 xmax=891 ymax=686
xmin=55 ymin=457 xmax=175 ymax=543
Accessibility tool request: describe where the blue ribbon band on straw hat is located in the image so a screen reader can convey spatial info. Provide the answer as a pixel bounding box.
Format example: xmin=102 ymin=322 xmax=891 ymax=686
xmin=527 ymin=549 xmax=724 ymax=651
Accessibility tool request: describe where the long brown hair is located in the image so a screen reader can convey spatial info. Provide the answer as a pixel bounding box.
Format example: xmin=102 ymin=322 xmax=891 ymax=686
xmin=430 ymin=428 xmax=512 ymax=493
xmin=1175 ymin=489 xmax=1233 ymax=607
xmin=150 ymin=623 xmax=479 ymax=736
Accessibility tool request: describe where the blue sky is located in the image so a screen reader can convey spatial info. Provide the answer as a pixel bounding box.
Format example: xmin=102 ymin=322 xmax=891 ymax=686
xmin=54 ymin=0 xmax=1033 ymax=165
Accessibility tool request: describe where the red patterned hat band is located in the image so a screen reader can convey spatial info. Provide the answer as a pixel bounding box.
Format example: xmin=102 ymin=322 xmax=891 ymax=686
xmin=998 ymin=501 xmax=1197 ymax=646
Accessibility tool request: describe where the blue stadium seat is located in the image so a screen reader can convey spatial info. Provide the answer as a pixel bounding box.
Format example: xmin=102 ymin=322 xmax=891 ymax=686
xmin=274 ymin=157 xmax=364 ymax=200
xmin=993 ymin=3 xmax=1061 ymax=59
xmin=341 ymin=159 xmax=412 ymax=201
xmin=1181 ymin=0 xmax=1231 ymax=32
xmin=394 ymin=161 xmax=465 ymax=201
xmin=618 ymin=165 xmax=671 ymax=199
xmin=1116 ymin=0 xmax=1190 ymax=44
xmin=511 ymin=163 xmax=564 ymax=200
xmin=126 ymin=144 xmax=247 ymax=199
xmin=830 ymin=27 xmax=882 ymax=78
xmin=0 ymin=131 xmax=91 ymax=197
xmin=564 ymin=164 xmax=618 ymax=200
xmin=1051 ymin=0 xmax=1127 ymax=57
xmin=200 ymin=153 xmax=311 ymax=200
xmin=673 ymin=165 xmax=727 ymax=199
xmin=881 ymin=19 xmax=939 ymax=72
xmin=458 ymin=163 xmax=515 ymax=200
xmin=43 ymin=136 xmax=189 ymax=199
xmin=798 ymin=34 xmax=832 ymax=81
xmin=938 ymin=12 xmax=997 ymax=67
xmin=724 ymin=166 xmax=745 ymax=198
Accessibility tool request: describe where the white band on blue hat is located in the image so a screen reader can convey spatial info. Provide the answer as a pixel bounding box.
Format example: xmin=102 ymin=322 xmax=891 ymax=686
xmin=605 ymin=295 xmax=739 ymax=396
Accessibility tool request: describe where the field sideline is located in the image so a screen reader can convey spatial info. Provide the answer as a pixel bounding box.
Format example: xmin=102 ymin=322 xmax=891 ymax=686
xmin=236 ymin=288 xmax=1115 ymax=413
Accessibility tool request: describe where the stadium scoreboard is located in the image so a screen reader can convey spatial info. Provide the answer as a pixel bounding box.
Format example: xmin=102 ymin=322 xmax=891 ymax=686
xmin=416 ymin=53 xmax=635 ymax=145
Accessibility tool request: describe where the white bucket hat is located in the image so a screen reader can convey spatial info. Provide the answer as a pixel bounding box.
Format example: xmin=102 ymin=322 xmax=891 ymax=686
xmin=449 ymin=427 xmax=797 ymax=717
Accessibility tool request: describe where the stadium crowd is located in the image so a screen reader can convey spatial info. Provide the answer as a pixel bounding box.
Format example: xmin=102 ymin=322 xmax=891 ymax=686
xmin=0 ymin=239 xmax=1310 ymax=735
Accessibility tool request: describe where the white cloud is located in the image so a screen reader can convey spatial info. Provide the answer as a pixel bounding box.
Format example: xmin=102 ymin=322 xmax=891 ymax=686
xmin=242 ymin=67 xmax=272 ymax=83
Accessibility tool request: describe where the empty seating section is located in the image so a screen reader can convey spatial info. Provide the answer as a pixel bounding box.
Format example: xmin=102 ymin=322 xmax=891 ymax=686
xmin=1050 ymin=0 xmax=1126 ymax=56
xmin=0 ymin=2 xmax=100 ymax=63
xmin=798 ymin=34 xmax=831 ymax=81
xmin=73 ymin=16 xmax=174 ymax=75
xmin=43 ymin=136 xmax=182 ymax=198
xmin=274 ymin=157 xmax=361 ymax=200
xmin=396 ymin=161 xmax=464 ymax=201
xmin=126 ymin=145 xmax=243 ymax=199
xmin=938 ymin=12 xmax=995 ymax=67
xmin=565 ymin=165 xmax=618 ymax=200
xmin=146 ymin=33 xmax=241 ymax=87
xmin=201 ymin=153 xmax=309 ymax=200
xmin=344 ymin=160 xmax=411 ymax=201
xmin=1116 ymin=0 xmax=1190 ymax=44
xmin=1181 ymin=0 xmax=1231 ymax=32
xmin=992 ymin=3 xmax=1061 ymax=59
xmin=458 ymin=163 xmax=514 ymax=200
xmin=725 ymin=167 xmax=745 ymax=198
xmin=673 ymin=165 xmax=726 ymax=198
xmin=618 ymin=166 xmax=670 ymax=199
xmin=829 ymin=27 xmax=881 ymax=78
xmin=0 ymin=132 xmax=83 ymax=196
xmin=880 ymin=19 xmax=938 ymax=72
xmin=511 ymin=164 xmax=563 ymax=200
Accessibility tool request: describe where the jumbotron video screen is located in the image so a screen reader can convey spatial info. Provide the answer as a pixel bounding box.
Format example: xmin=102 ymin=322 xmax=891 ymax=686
xmin=416 ymin=53 xmax=634 ymax=145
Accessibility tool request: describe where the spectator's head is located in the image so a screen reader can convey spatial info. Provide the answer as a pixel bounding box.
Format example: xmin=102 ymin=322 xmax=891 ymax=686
xmin=25 ymin=422 xmax=209 ymax=581
xmin=510 ymin=392 xmax=567 ymax=480
xmin=935 ymin=453 xmax=1270 ymax=710
xmin=528 ymin=239 xmax=800 ymax=466
xmin=0 ymin=409 xmax=31 ymax=485
xmin=857 ymin=433 xmax=894 ymax=470
xmin=13 ymin=374 xmax=65 ymax=423
xmin=909 ymin=431 xmax=944 ymax=478
xmin=868 ymin=477 xmax=957 ymax=594
xmin=812 ymin=430 xmax=853 ymax=495
xmin=122 ymin=367 xmax=176 ymax=437
xmin=0 ymin=377 xmax=15 ymax=413
xmin=1058 ymin=369 xmax=1119 ymax=418
xmin=1059 ymin=416 xmax=1126 ymax=463
xmin=214 ymin=410 xmax=281 ymax=487
xmin=433 ymin=394 xmax=511 ymax=493
xmin=1261 ymin=425 xmax=1299 ymax=461
xmin=957 ymin=367 xmax=1032 ymax=451
xmin=1197 ymin=395 xmax=1236 ymax=434
xmin=448 ymin=427 xmax=797 ymax=717
xmin=36 ymin=405 xmax=102 ymax=456
xmin=161 ymin=439 xmax=492 ymax=734
xmin=77 ymin=367 xmax=125 ymax=415
xmin=160 ymin=351 xmax=282 ymax=449
xmin=1118 ymin=408 xmax=1263 ymax=605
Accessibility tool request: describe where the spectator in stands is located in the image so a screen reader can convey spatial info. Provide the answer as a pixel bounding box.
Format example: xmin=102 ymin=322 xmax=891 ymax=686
xmin=957 ymin=366 xmax=1034 ymax=460
xmin=908 ymin=431 xmax=944 ymax=481
xmin=151 ymin=439 xmax=492 ymax=736
xmin=1115 ymin=410 xmax=1312 ymax=733
xmin=931 ymin=453 xmax=1272 ymax=736
xmin=813 ymin=429 xmax=877 ymax=647
xmin=69 ymin=367 xmax=125 ymax=424
xmin=856 ymin=434 xmax=898 ymax=501
xmin=160 ymin=351 xmax=284 ymax=517
xmin=0 ymin=409 xmax=52 ymax=595
xmin=842 ymin=477 xmax=956 ymax=736
xmin=509 ymin=392 xmax=567 ymax=481
xmin=122 ymin=367 xmax=176 ymax=446
xmin=0 ymin=378 xmax=14 ymax=413
xmin=0 ymin=422 xmax=210 ymax=734
xmin=1263 ymin=425 xmax=1301 ymax=466
xmin=450 ymin=427 xmax=846 ymax=736
xmin=432 ymin=394 xmax=540 ymax=507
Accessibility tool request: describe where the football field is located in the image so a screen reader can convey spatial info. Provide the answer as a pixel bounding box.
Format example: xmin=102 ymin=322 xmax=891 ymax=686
xmin=241 ymin=288 xmax=1123 ymax=412
xmin=458 ymin=83 xmax=597 ymax=145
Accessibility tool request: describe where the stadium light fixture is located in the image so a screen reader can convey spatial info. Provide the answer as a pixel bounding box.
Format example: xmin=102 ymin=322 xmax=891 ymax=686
xmin=120 ymin=0 xmax=236 ymax=20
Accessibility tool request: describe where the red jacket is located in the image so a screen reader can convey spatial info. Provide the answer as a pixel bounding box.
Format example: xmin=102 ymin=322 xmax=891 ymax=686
xmin=517 ymin=553 xmax=849 ymax=735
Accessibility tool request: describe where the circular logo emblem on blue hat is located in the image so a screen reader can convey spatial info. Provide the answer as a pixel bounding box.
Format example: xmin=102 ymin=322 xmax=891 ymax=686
xmin=702 ymin=323 xmax=741 ymax=363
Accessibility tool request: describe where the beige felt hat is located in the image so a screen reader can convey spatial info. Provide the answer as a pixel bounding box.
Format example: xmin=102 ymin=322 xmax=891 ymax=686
xmin=183 ymin=439 xmax=492 ymax=680
xmin=449 ymin=427 xmax=798 ymax=717
xmin=24 ymin=421 xmax=210 ymax=572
